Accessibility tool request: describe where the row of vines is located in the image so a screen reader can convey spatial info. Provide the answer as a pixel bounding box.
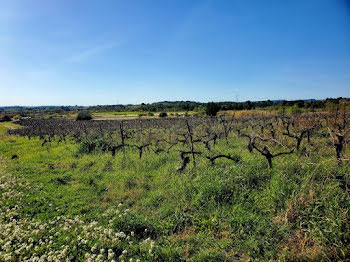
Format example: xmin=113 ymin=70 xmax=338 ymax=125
xmin=9 ymin=108 xmax=349 ymax=174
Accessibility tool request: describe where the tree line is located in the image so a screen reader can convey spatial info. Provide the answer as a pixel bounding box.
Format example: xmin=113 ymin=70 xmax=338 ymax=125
xmin=1 ymin=98 xmax=349 ymax=119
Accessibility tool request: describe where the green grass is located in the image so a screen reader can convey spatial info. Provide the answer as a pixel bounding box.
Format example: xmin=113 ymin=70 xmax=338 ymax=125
xmin=0 ymin=122 xmax=349 ymax=261
xmin=0 ymin=121 xmax=19 ymax=137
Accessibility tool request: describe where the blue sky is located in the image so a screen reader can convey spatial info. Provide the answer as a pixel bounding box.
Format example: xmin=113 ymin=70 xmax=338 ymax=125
xmin=1 ymin=0 xmax=350 ymax=106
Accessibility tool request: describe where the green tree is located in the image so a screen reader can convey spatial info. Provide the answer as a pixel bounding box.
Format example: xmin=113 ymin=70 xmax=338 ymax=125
xmin=76 ymin=111 xmax=92 ymax=120
xmin=205 ymin=102 xmax=221 ymax=116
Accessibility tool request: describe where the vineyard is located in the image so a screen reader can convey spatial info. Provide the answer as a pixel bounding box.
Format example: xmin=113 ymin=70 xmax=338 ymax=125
xmin=1 ymin=110 xmax=349 ymax=261
xmin=9 ymin=111 xmax=350 ymax=169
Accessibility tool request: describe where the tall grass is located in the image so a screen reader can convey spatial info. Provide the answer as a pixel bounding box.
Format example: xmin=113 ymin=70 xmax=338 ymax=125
xmin=0 ymin=122 xmax=349 ymax=261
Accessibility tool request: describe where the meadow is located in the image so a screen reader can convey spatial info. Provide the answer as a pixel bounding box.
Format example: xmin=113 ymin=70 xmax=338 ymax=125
xmin=0 ymin=111 xmax=349 ymax=261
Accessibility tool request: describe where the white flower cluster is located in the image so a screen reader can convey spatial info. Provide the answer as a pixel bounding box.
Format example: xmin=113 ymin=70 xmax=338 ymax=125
xmin=0 ymin=159 xmax=156 ymax=262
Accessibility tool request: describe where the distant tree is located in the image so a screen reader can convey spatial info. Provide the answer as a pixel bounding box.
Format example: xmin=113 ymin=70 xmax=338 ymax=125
xmin=76 ymin=111 xmax=92 ymax=120
xmin=296 ymin=100 xmax=305 ymax=108
xmin=206 ymin=102 xmax=221 ymax=116
xmin=243 ymin=100 xmax=254 ymax=110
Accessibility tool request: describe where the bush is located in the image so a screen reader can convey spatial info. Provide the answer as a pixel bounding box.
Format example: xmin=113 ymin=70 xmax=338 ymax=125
xmin=205 ymin=102 xmax=221 ymax=116
xmin=159 ymin=112 xmax=168 ymax=118
xmin=76 ymin=111 xmax=92 ymax=120
xmin=148 ymin=112 xmax=154 ymax=116
xmin=0 ymin=115 xmax=12 ymax=122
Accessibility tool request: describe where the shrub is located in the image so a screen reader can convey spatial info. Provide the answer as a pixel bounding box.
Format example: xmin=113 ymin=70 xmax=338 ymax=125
xmin=0 ymin=115 xmax=12 ymax=122
xmin=148 ymin=112 xmax=154 ymax=116
xmin=159 ymin=112 xmax=168 ymax=118
xmin=205 ymin=102 xmax=221 ymax=116
xmin=291 ymin=104 xmax=303 ymax=114
xmin=76 ymin=111 xmax=92 ymax=120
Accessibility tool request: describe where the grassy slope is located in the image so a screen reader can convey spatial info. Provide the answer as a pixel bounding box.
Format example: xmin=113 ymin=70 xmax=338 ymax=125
xmin=0 ymin=122 xmax=349 ymax=261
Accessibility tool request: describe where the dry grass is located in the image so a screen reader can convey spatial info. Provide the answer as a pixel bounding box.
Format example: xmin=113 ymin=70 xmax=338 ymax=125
xmin=219 ymin=109 xmax=276 ymax=118
xmin=279 ymin=229 xmax=325 ymax=261
xmin=283 ymin=185 xmax=315 ymax=224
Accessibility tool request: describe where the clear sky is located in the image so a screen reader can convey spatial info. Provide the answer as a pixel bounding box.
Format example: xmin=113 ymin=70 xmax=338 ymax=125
xmin=1 ymin=0 xmax=350 ymax=106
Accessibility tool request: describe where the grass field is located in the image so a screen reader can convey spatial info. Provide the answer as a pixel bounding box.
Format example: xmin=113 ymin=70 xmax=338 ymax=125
xmin=0 ymin=119 xmax=349 ymax=261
